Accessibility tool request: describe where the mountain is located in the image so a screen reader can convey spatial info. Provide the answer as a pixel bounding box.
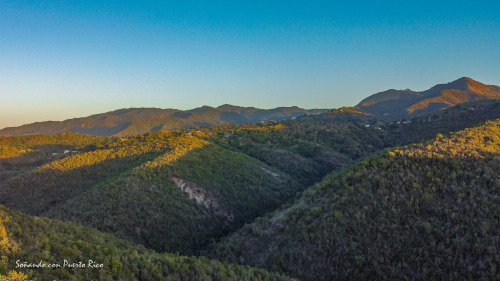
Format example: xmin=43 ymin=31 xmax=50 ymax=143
xmin=358 ymin=77 xmax=500 ymax=118
xmin=209 ymin=119 xmax=500 ymax=281
xmin=0 ymin=105 xmax=329 ymax=137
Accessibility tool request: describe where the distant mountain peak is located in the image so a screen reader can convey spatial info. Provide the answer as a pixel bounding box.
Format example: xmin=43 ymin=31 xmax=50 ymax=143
xmin=357 ymin=89 xmax=419 ymax=106
xmin=357 ymin=77 xmax=500 ymax=118
xmin=218 ymin=104 xmax=238 ymax=108
xmin=453 ymin=77 xmax=475 ymax=89
xmin=455 ymin=76 xmax=480 ymax=84
xmin=427 ymin=76 xmax=477 ymax=92
xmin=217 ymin=104 xmax=247 ymax=110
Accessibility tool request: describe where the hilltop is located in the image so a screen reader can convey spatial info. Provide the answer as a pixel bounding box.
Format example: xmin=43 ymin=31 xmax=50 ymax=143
xmin=1 ymin=77 xmax=498 ymax=137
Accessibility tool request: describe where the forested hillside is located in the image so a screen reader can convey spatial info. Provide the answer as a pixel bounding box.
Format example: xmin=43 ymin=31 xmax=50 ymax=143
xmin=0 ymin=132 xmax=299 ymax=255
xmin=0 ymin=205 xmax=292 ymax=280
xmin=0 ymin=133 xmax=103 ymax=158
xmin=2 ymin=0 xmax=498 ymax=278
xmin=44 ymin=141 xmax=298 ymax=254
xmin=0 ymin=99 xmax=499 ymax=280
xmin=208 ymin=100 xmax=500 ymax=186
xmin=209 ymin=120 xmax=500 ymax=281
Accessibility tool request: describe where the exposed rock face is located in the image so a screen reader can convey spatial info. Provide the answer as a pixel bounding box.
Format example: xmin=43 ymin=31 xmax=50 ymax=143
xmin=172 ymin=177 xmax=217 ymax=208
xmin=172 ymin=177 xmax=234 ymax=223
xmin=260 ymin=167 xmax=283 ymax=182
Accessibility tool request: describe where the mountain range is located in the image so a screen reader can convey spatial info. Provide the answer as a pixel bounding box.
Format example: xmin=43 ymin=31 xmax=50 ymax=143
xmin=1 ymin=77 xmax=499 ymax=137
xmin=0 ymin=105 xmax=328 ymax=137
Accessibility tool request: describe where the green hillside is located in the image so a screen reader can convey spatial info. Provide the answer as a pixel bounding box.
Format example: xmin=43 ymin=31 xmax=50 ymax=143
xmin=44 ymin=141 xmax=298 ymax=255
xmin=209 ymin=120 xmax=500 ymax=281
xmin=0 ymin=205 xmax=292 ymax=281
xmin=0 ymin=133 xmax=103 ymax=158
xmin=0 ymin=132 xmax=299 ymax=255
xmin=0 ymin=132 xmax=185 ymax=215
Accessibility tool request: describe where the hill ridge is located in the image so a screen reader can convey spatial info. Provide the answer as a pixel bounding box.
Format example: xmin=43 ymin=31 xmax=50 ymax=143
xmin=0 ymin=105 xmax=329 ymax=137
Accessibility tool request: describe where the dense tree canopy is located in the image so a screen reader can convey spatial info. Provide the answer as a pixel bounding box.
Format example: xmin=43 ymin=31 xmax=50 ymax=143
xmin=209 ymin=120 xmax=500 ymax=281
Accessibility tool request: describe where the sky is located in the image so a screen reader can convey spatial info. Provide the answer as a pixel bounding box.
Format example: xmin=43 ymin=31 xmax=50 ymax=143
xmin=1 ymin=0 xmax=499 ymax=129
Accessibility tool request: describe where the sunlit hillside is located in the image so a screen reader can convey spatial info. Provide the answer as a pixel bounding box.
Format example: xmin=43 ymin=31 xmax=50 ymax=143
xmin=1 ymin=132 xmax=299 ymax=255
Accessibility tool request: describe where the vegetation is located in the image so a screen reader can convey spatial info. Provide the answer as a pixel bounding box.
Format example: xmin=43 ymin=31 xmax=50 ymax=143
xmin=0 ymin=215 xmax=31 ymax=281
xmin=209 ymin=120 xmax=500 ymax=280
xmin=207 ymin=100 xmax=500 ymax=186
xmin=0 ymin=97 xmax=498 ymax=279
xmin=45 ymin=141 xmax=298 ymax=255
xmin=0 ymin=132 xmax=187 ymax=215
xmin=0 ymin=205 xmax=292 ymax=280
xmin=0 ymin=131 xmax=300 ymax=255
xmin=0 ymin=133 xmax=103 ymax=158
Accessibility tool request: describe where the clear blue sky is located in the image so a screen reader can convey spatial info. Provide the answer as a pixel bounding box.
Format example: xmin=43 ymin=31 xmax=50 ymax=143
xmin=1 ymin=0 xmax=499 ymax=128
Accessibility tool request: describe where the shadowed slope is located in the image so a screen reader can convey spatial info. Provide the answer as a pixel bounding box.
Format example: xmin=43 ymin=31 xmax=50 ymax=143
xmin=0 ymin=205 xmax=292 ymax=281
xmin=0 ymin=133 xmax=186 ymax=215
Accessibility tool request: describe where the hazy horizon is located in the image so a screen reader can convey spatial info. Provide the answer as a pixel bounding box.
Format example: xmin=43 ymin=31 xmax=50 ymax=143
xmin=1 ymin=0 xmax=499 ymax=128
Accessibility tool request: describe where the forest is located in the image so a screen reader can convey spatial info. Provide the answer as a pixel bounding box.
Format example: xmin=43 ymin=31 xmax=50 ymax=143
xmin=209 ymin=119 xmax=500 ymax=280
xmin=0 ymin=99 xmax=498 ymax=280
